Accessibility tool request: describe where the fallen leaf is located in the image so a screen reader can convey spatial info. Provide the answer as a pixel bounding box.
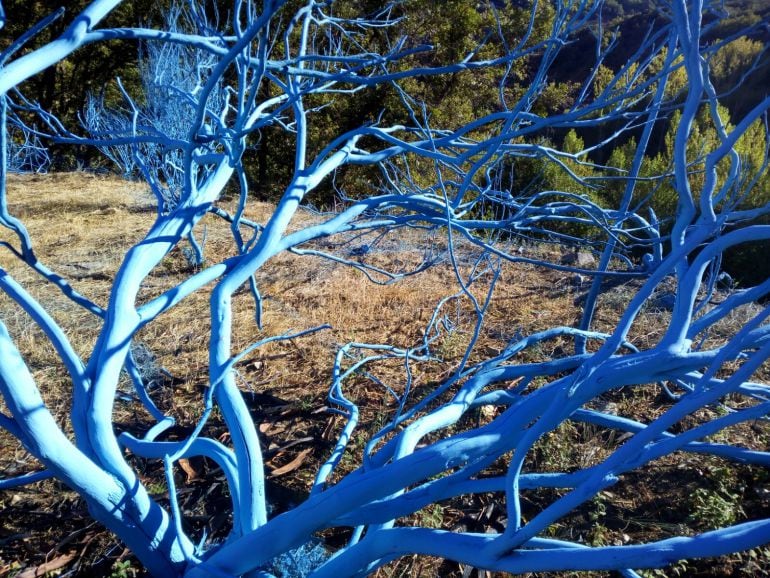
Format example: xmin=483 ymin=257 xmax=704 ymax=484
xmin=178 ymin=459 xmax=199 ymax=482
xmin=269 ymin=448 xmax=311 ymax=477
xmin=17 ymin=553 xmax=76 ymax=578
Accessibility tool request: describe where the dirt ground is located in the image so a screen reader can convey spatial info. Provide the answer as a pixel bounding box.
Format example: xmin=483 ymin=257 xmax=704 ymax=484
xmin=0 ymin=172 xmax=769 ymax=577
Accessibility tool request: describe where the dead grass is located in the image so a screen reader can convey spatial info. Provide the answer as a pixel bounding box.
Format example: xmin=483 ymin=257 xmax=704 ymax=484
xmin=0 ymin=173 xmax=768 ymax=577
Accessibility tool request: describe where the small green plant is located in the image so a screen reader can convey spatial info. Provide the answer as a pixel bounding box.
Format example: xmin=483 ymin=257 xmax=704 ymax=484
xmin=589 ymin=493 xmax=607 ymax=522
xmin=416 ymin=503 xmax=445 ymax=528
xmin=588 ymin=523 xmax=610 ymax=547
xmin=436 ymin=329 xmax=467 ymax=360
xmin=687 ymin=464 xmax=745 ymax=529
xmin=588 ymin=494 xmax=609 ymax=546
xmin=109 ymin=560 xmax=138 ymax=578
xmin=687 ymin=486 xmax=744 ymax=529
xmin=146 ymin=480 xmax=167 ymax=497
xmin=297 ymin=396 xmax=315 ymax=412
xmin=532 ymin=422 xmax=579 ymax=472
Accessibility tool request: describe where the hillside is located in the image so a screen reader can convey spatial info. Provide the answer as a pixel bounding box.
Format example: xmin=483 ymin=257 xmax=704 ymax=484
xmin=1 ymin=173 xmax=768 ymax=577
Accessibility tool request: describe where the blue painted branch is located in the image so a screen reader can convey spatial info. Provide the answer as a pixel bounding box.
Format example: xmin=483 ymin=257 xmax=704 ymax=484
xmin=2 ymin=1 xmax=770 ymax=575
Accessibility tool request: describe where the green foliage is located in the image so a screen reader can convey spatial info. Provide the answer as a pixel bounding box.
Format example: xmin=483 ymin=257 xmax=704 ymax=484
xmin=2 ymin=1 xmax=165 ymax=167
xmin=416 ymin=503 xmax=446 ymax=529
xmin=709 ymin=36 xmax=764 ymax=90
xmin=642 ymin=104 xmax=770 ymax=281
xmin=109 ymin=560 xmax=139 ymax=578
xmin=687 ymin=465 xmax=745 ymax=530
xmin=688 ymin=486 xmax=744 ymax=529
xmin=9 ymin=0 xmax=770 ymax=285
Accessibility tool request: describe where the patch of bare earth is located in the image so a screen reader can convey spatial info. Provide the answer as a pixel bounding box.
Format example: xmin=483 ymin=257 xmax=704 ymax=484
xmin=0 ymin=173 xmax=768 ymax=577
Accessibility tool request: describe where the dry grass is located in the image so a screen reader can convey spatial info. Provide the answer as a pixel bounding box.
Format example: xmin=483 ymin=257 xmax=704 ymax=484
xmin=0 ymin=173 xmax=768 ymax=577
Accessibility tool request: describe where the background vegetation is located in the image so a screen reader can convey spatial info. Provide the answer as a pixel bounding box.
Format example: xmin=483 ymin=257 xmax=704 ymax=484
xmin=6 ymin=0 xmax=770 ymax=283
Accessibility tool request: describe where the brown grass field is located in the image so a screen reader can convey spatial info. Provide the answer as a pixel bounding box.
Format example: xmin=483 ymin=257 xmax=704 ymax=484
xmin=0 ymin=172 xmax=769 ymax=577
